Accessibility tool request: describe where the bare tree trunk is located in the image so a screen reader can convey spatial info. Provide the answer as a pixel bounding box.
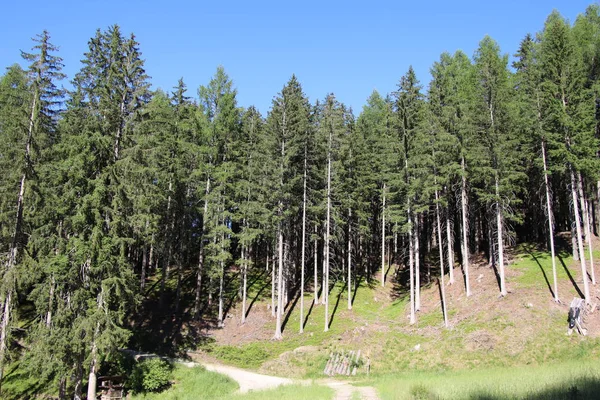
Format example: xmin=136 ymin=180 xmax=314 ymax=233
xmin=86 ymin=322 xmax=100 ymax=400
xmin=274 ymin=228 xmax=284 ymax=339
xmin=409 ymin=208 xmax=416 ymax=325
xmin=314 ymin=225 xmax=319 ymax=304
xmin=73 ymin=351 xmax=84 ymax=400
xmin=300 ymin=153 xmax=307 ymax=333
xmin=324 ymin=143 xmax=332 ymax=332
xmin=348 ymin=208 xmax=352 ymax=310
xmin=241 ymin=245 xmax=247 ymax=324
xmin=461 ymin=156 xmax=471 ymax=296
xmin=194 ymin=177 xmax=210 ymax=319
xmin=597 ymin=181 xmax=600 ymax=234
xmin=381 ymin=184 xmax=386 ymax=287
xmin=435 ymin=189 xmax=448 ymax=327
xmin=446 ymin=210 xmax=455 ymax=285
xmin=58 ymin=376 xmax=66 ymax=400
xmin=0 ymin=292 xmax=11 ymax=387
xmin=415 ymin=215 xmax=421 ymax=311
xmin=542 ymin=140 xmax=559 ymax=302
xmin=46 ymin=275 xmax=55 ymax=327
xmin=496 ymin=175 xmax=507 ymax=296
xmin=578 ymin=173 xmax=596 ymax=285
xmin=141 ymin=245 xmax=148 ymax=291
xmin=571 ymin=168 xmax=590 ymax=304
xmin=271 ymin=245 xmax=276 ymax=318
xmin=217 ymin=258 xmax=225 ymax=327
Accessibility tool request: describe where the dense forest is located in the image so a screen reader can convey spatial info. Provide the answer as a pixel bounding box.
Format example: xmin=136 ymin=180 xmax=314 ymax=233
xmin=1 ymin=4 xmax=600 ymax=399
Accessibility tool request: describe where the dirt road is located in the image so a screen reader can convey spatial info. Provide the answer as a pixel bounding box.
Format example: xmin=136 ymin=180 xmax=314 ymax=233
xmin=187 ymin=360 xmax=380 ymax=399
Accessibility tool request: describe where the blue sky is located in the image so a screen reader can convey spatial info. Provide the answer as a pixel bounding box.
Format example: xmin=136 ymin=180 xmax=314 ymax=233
xmin=0 ymin=0 xmax=595 ymax=115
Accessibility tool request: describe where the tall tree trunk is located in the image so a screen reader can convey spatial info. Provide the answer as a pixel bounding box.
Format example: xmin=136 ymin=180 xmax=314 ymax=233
xmin=461 ymin=156 xmax=471 ymax=296
xmin=408 ymin=208 xmax=416 ymax=325
xmin=381 ymin=184 xmax=386 ymax=287
xmin=274 ymin=228 xmax=284 ymax=339
xmin=571 ymin=167 xmax=590 ymax=304
xmin=141 ymin=245 xmax=148 ymax=290
xmin=241 ymin=245 xmax=247 ymax=324
xmin=274 ymin=123 xmax=286 ymax=338
xmin=496 ymin=175 xmax=507 ymax=296
xmin=300 ymin=151 xmax=307 ymax=333
xmin=314 ymin=225 xmax=319 ymax=304
xmin=324 ymin=143 xmax=332 ymax=332
xmin=46 ymin=275 xmax=55 ymax=327
xmin=86 ymin=322 xmax=100 ymax=400
xmin=218 ymin=257 xmax=224 ymax=327
xmin=194 ymin=177 xmax=210 ymax=319
xmin=415 ymin=215 xmax=421 ymax=311
xmin=0 ymin=292 xmax=12 ymax=388
xmin=446 ymin=210 xmax=455 ymax=285
xmin=73 ymin=351 xmax=84 ymax=400
xmin=542 ymin=139 xmax=559 ymax=302
xmin=435 ymin=189 xmax=448 ymax=327
xmin=271 ymin=245 xmax=276 ymax=318
xmin=578 ymin=173 xmax=596 ymax=285
xmin=348 ymin=208 xmax=352 ymax=310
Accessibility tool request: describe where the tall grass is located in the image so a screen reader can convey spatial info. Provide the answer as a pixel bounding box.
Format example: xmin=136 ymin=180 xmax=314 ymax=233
xmin=369 ymin=359 xmax=600 ymax=399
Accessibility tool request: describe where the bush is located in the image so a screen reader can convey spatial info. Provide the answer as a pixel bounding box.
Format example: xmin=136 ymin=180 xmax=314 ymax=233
xmin=129 ymin=358 xmax=173 ymax=393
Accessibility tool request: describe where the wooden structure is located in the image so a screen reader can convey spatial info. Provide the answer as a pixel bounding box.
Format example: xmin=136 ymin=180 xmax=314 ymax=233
xmin=567 ymin=298 xmax=587 ymax=336
xmin=323 ymin=350 xmax=362 ymax=376
xmin=98 ymin=376 xmax=125 ymax=400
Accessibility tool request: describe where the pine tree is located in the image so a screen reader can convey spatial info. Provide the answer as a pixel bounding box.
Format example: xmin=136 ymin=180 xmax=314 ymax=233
xmin=539 ymin=12 xmax=596 ymax=303
xmin=473 ymin=36 xmax=525 ymax=297
xmin=0 ymin=30 xmax=65 ymax=388
xmin=198 ymin=66 xmax=241 ymax=327
xmin=266 ymin=76 xmax=307 ymax=338
xmin=393 ymin=66 xmax=425 ymax=320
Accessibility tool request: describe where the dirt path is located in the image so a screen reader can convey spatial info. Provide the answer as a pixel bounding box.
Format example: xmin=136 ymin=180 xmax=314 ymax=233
xmin=321 ymin=379 xmax=380 ymax=400
xmin=185 ymin=360 xmax=379 ymax=399
xmin=201 ymin=362 xmax=294 ymax=393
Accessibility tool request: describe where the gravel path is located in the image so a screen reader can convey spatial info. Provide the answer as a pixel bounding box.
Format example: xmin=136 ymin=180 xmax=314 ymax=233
xmin=201 ymin=362 xmax=294 ymax=393
xmin=186 ymin=360 xmax=380 ymax=399
xmin=322 ymin=379 xmax=380 ymax=400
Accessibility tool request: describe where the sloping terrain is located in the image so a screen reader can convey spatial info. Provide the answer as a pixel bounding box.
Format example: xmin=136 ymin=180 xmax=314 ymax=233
xmin=194 ymin=239 xmax=600 ymax=379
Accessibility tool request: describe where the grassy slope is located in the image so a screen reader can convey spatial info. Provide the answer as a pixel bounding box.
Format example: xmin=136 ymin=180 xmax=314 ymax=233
xmin=202 ymin=244 xmax=600 ymax=382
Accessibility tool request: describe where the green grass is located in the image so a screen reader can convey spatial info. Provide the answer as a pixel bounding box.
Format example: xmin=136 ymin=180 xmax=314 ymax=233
xmin=235 ymin=384 xmax=334 ymax=400
xmin=366 ymin=359 xmax=600 ymax=399
xmin=132 ymin=364 xmax=238 ymax=400
xmin=131 ymin=364 xmax=333 ymax=400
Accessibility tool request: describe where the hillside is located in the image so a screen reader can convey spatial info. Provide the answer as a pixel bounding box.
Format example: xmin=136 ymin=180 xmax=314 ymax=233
xmin=193 ymin=241 xmax=600 ymax=378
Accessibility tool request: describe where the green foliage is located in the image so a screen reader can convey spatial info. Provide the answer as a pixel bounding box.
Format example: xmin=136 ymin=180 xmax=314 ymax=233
xmin=130 ymin=358 xmax=173 ymax=394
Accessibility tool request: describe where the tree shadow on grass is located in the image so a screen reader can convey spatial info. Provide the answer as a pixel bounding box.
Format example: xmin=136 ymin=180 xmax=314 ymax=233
xmin=522 ymin=244 xmax=555 ymax=299
xmin=351 ymin=274 xmax=364 ymax=307
xmin=328 ymin=281 xmax=347 ymax=329
xmin=281 ymin=292 xmax=301 ymax=333
xmin=245 ymin=280 xmax=269 ymax=319
xmin=302 ymin=298 xmax=315 ymax=330
xmin=557 ymin=254 xmax=584 ymax=299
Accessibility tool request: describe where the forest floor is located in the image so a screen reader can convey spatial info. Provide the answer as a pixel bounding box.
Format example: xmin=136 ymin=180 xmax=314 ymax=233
xmin=193 ymin=234 xmax=600 ymax=383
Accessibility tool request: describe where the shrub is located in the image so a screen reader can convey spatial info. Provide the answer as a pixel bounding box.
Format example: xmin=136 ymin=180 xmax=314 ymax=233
xmin=129 ymin=358 xmax=173 ymax=393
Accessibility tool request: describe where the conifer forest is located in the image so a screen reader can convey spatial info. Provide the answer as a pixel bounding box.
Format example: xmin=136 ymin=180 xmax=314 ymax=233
xmin=1 ymin=4 xmax=600 ymax=399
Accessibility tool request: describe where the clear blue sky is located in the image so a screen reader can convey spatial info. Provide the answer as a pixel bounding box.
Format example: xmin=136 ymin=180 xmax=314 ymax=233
xmin=0 ymin=0 xmax=595 ymax=115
